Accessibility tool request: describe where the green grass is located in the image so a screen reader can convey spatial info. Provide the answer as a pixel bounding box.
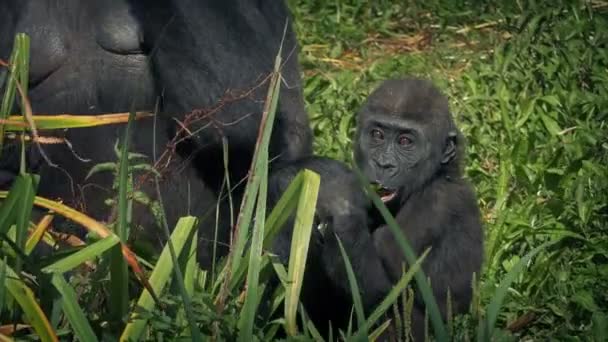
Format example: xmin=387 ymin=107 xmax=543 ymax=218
xmin=289 ymin=0 xmax=608 ymax=339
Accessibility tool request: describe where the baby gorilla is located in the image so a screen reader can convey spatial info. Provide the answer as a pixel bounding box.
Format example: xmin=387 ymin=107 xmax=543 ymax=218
xmin=355 ymin=78 xmax=484 ymax=340
xmin=266 ymin=79 xmax=483 ymax=339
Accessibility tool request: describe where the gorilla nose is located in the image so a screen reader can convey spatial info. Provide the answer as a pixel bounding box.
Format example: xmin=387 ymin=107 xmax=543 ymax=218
xmin=374 ymin=158 xmax=397 ymax=171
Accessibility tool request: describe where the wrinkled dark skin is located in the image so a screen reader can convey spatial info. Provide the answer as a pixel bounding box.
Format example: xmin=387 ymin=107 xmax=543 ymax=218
xmin=0 ymin=0 xmax=312 ymax=267
xmin=354 ymin=78 xmax=484 ymax=341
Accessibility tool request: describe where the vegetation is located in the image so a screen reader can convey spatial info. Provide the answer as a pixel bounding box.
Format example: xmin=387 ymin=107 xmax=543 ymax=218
xmin=0 ymin=0 xmax=607 ymax=341
xmin=290 ymin=0 xmax=608 ymax=339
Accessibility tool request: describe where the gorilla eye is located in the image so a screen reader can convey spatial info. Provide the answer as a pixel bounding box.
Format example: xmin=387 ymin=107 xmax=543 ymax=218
xmin=370 ymin=129 xmax=384 ymax=140
xmin=398 ymin=135 xmax=412 ymax=146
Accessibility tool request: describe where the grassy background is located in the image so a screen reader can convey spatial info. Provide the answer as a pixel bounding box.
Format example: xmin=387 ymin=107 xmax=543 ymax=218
xmin=289 ymin=0 xmax=608 ymax=339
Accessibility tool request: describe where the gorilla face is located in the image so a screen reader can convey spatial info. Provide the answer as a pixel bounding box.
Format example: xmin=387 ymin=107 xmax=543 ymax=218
xmin=354 ymin=79 xmax=459 ymax=204
xmin=355 ymin=114 xmax=433 ymax=202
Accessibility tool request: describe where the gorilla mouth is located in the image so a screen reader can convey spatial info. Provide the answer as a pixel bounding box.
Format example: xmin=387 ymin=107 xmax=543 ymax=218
xmin=372 ymin=183 xmax=398 ymax=203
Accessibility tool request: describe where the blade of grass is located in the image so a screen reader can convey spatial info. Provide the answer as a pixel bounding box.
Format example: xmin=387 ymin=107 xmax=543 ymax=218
xmin=41 ymin=235 xmax=120 ymax=274
xmin=50 ymin=274 xmax=98 ymax=342
xmin=0 ymin=35 xmax=22 ymax=156
xmin=0 ymin=192 xmax=160 ymax=306
xmin=0 ymin=183 xmax=19 ymax=235
xmin=478 ymin=240 xmax=556 ymax=340
xmin=284 ymin=169 xmax=320 ymax=336
xmin=369 ymin=319 xmax=392 ymax=342
xmin=237 ymin=27 xmax=285 ymax=340
xmin=121 ymin=216 xmax=198 ymax=342
xmin=335 ymin=236 xmax=367 ymax=341
xmin=228 ymin=24 xmax=285 ymax=278
xmin=12 ymin=173 xmax=38 ymax=274
xmin=24 ymin=214 xmax=54 ymax=255
xmin=108 ymin=109 xmax=136 ymax=324
xmin=0 ymin=259 xmax=58 ymax=342
xmin=150 ymin=97 xmax=202 ymax=339
xmin=16 ymin=33 xmax=30 ymax=175
xmin=362 ymin=248 xmax=431 ymax=333
xmin=237 ymin=111 xmax=271 ymax=342
xmin=263 ymin=171 xmax=304 ymax=248
xmin=0 ymin=112 xmax=152 ymax=130
xmin=219 ymin=171 xmax=303 ymax=295
xmin=174 ymin=220 xmax=199 ymax=327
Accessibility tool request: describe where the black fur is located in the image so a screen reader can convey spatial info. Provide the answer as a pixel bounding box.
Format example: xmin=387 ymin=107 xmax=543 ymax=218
xmin=0 ymin=0 xmax=312 ymax=267
xmin=267 ymin=156 xmax=391 ymax=335
xmin=355 ymin=78 xmax=484 ymax=340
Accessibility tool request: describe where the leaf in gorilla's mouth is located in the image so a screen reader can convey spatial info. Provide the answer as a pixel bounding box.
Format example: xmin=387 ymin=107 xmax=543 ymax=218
xmin=371 ymin=183 xmax=397 ymax=203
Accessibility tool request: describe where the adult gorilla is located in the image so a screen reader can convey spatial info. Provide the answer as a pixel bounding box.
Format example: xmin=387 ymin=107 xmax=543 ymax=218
xmin=0 ymin=0 xmax=312 ymax=265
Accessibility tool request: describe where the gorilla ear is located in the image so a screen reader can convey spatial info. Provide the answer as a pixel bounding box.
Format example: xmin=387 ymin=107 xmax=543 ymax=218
xmin=441 ymin=131 xmax=458 ymax=164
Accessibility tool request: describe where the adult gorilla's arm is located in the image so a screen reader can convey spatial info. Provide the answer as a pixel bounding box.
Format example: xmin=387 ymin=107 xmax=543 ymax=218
xmin=134 ymin=0 xmax=312 ymax=165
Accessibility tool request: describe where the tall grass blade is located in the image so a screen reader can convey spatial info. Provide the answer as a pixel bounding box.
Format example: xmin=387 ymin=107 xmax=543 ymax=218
xmin=221 ymin=171 xmax=303 ymax=294
xmin=478 ymin=240 xmax=555 ymax=340
xmin=264 ymin=172 xmax=304 ymax=248
xmin=0 ymin=259 xmax=58 ymax=342
xmin=24 ymin=214 xmax=53 ymax=255
xmin=0 ymin=112 xmax=152 ymax=130
xmin=174 ymin=220 xmax=199 ymax=327
xmin=362 ymin=248 xmax=430 ymax=334
xmin=335 ymin=236 xmax=367 ymax=340
xmin=284 ymin=169 xmax=320 ymax=336
xmin=108 ymin=109 xmax=136 ymax=324
xmin=0 ymin=184 xmax=19 ymax=235
xmin=41 ymin=235 xmax=120 ymax=274
xmin=15 ymin=33 xmax=29 ymax=175
xmin=121 ymin=216 xmax=198 ymax=342
xmin=50 ymin=274 xmax=98 ymax=342
xmin=152 ymin=179 xmax=202 ymax=339
xmin=0 ymin=35 xmax=23 ymax=156
xmin=237 ymin=29 xmax=286 ymax=339
xmin=369 ymin=320 xmax=392 ymax=341
xmin=0 ymin=191 xmax=157 ymax=300
xmin=229 ymin=27 xmax=285 ymax=277
xmin=12 ymin=173 xmax=38 ymax=273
